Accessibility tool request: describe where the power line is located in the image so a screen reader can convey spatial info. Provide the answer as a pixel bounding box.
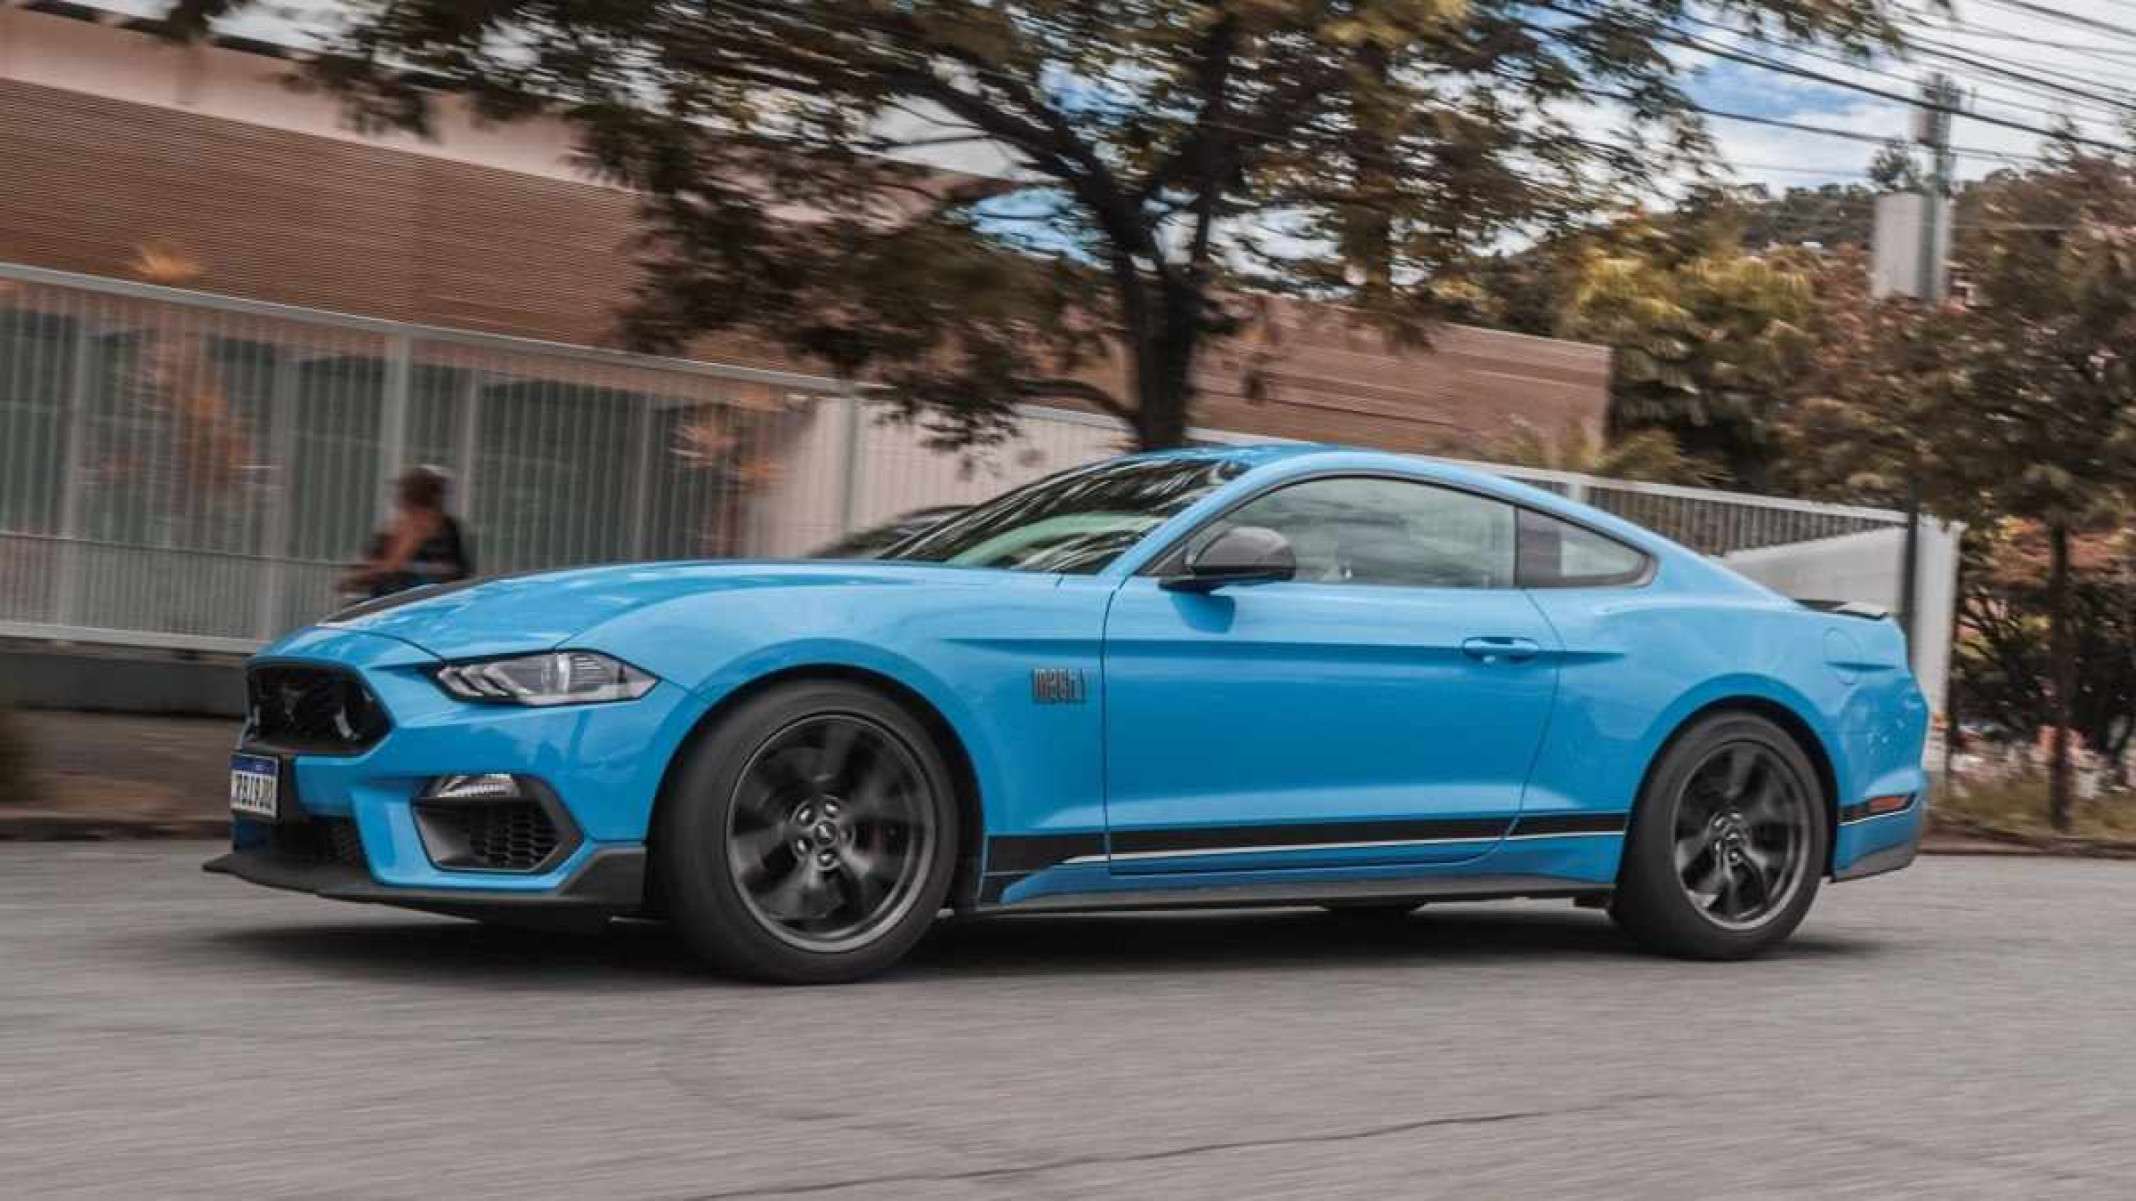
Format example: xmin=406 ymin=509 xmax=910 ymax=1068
xmin=1901 ymin=11 xmax=2136 ymax=72
xmin=1654 ymin=96 xmax=2052 ymax=169
xmin=1902 ymin=32 xmax=2136 ymax=114
xmin=1678 ymin=14 xmax=2136 ymax=130
xmin=1966 ymin=0 xmax=2136 ymax=47
xmin=1916 ymin=27 xmax=2136 ymax=59
xmin=1662 ymin=29 xmax=2134 ymax=153
xmin=1687 ymin=9 xmax=2135 ymax=105
xmin=1530 ymin=3 xmax=2133 ymax=156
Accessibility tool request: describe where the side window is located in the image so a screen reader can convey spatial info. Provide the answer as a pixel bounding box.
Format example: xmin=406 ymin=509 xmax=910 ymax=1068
xmin=1192 ymin=476 xmax=1517 ymax=588
xmin=1516 ymin=508 xmax=1650 ymax=587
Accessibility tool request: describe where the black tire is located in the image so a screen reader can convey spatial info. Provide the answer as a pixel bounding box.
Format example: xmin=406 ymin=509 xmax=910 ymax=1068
xmin=1610 ymin=712 xmax=1828 ymax=960
xmin=655 ymin=681 xmax=959 ymax=984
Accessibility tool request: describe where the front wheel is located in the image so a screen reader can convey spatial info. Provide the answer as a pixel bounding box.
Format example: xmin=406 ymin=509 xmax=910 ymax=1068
xmin=656 ymin=681 xmax=958 ymax=983
xmin=1610 ymin=713 xmax=1827 ymax=960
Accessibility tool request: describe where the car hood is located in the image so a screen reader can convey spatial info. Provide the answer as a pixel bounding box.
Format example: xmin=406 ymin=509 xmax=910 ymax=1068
xmin=314 ymin=560 xmax=993 ymax=660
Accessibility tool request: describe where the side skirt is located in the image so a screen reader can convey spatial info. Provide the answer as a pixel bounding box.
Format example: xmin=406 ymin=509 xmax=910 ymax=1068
xmin=971 ymin=873 xmax=1607 ymax=916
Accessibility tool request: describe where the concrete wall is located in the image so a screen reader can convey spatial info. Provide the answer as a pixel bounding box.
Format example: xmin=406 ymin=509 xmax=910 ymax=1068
xmin=0 ymin=645 xmax=245 ymax=717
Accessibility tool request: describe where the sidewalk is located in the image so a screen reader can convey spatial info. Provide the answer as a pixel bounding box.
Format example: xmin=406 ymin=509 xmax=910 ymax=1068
xmin=2 ymin=711 xmax=234 ymax=838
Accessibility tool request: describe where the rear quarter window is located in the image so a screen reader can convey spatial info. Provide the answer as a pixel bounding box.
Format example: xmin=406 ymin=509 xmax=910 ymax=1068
xmin=1516 ymin=508 xmax=1651 ymax=588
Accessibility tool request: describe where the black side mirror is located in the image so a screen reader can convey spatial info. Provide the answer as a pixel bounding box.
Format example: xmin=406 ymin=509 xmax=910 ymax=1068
xmin=1162 ymin=525 xmax=1297 ymax=592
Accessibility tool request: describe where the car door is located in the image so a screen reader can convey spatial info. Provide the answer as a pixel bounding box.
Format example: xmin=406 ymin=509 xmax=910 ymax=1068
xmin=1100 ymin=474 xmax=1561 ymax=874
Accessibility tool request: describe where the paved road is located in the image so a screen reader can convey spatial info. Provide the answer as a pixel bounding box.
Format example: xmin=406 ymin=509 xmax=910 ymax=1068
xmin=5 ymin=845 xmax=2135 ymax=1199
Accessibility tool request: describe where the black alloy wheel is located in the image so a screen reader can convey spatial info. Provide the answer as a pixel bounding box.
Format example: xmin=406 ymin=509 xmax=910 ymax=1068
xmin=656 ymin=681 xmax=958 ymax=983
xmin=726 ymin=714 xmax=935 ymax=952
xmin=1669 ymin=743 xmax=1814 ymax=930
xmin=1610 ymin=712 xmax=1828 ymax=960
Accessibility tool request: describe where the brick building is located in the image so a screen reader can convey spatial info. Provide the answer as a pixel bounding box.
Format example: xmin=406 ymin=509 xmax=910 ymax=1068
xmin=0 ymin=2 xmax=1609 ymax=454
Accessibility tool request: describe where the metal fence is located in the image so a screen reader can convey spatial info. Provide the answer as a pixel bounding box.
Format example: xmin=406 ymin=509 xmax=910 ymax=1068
xmin=1477 ymin=467 xmax=1902 ymax=556
xmin=1 ymin=260 xmax=1911 ymax=655
xmin=0 ymin=262 xmax=846 ymax=652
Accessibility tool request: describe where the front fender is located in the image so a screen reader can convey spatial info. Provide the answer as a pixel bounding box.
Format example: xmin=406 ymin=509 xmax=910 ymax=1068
xmin=573 ymin=575 xmax=1112 ymax=841
xmin=690 ymin=636 xmax=1020 ymax=828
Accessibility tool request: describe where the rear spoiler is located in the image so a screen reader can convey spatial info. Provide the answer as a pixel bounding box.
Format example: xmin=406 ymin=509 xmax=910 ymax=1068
xmin=1794 ymin=598 xmax=1892 ymax=621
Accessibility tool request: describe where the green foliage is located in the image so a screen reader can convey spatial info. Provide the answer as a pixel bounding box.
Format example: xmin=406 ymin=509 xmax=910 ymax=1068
xmin=1784 ymin=146 xmax=2136 ymax=828
xmin=1955 ymin=524 xmax=2136 ymax=773
xmin=1476 ymin=417 xmax=1719 ymax=485
xmin=1731 ymin=182 xmax=1878 ymax=250
xmin=1866 ymin=138 xmax=1923 ymax=193
xmin=1784 ymin=150 xmax=2136 ymax=529
xmin=1947 ymin=147 xmax=2136 ymax=534
xmin=1436 ymin=248 xmax=1575 ymax=337
xmin=1558 ymin=214 xmax=1821 ymax=487
xmin=167 ymin=0 xmax=1906 ymax=448
xmin=1775 ymin=249 xmax=1973 ymax=509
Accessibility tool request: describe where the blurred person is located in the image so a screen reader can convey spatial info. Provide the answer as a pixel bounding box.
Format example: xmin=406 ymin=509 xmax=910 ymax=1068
xmin=340 ymin=466 xmax=473 ymax=600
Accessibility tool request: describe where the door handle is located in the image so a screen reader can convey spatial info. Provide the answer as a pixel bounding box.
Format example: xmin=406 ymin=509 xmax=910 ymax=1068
xmin=1461 ymin=636 xmax=1542 ymax=663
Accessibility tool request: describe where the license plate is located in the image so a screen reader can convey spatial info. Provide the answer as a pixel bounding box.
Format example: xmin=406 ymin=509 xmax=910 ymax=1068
xmin=229 ymin=753 xmax=280 ymax=820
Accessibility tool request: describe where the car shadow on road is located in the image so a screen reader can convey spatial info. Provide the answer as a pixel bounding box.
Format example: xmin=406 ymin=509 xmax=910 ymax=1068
xmin=198 ymin=902 xmax=1879 ymax=988
xmin=909 ymin=905 xmax=1877 ymax=978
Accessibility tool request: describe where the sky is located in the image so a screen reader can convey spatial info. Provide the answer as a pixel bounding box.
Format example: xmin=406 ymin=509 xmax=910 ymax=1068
xmin=1681 ymin=2 xmax=2136 ymax=191
xmin=89 ymin=0 xmax=2136 ymax=194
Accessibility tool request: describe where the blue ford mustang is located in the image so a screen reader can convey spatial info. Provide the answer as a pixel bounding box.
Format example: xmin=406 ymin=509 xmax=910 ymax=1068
xmin=209 ymin=446 xmax=1928 ymax=982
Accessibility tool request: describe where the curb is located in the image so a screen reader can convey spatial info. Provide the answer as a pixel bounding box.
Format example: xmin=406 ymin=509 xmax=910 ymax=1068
xmin=1922 ymin=818 xmax=2136 ymax=861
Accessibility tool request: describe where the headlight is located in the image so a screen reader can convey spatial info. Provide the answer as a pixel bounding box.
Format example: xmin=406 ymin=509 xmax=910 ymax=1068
xmin=432 ymin=651 xmax=657 ymax=707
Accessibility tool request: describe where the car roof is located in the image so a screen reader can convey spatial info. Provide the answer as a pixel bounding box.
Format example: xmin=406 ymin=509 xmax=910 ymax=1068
xmin=1141 ymin=443 xmax=1565 ymax=511
xmin=1120 ymin=443 xmax=1759 ymax=596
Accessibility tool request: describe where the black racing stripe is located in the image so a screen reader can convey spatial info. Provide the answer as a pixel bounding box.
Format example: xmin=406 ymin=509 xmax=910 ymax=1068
xmin=985 ymin=833 xmax=1105 ymax=875
xmin=1509 ymin=813 xmax=1628 ymax=837
xmin=1110 ymin=816 xmax=1511 ymax=856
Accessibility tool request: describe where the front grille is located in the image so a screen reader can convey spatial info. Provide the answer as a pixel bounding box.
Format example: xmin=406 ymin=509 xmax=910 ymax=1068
xmin=245 ymin=664 xmax=389 ymax=754
xmin=269 ymin=817 xmax=368 ymax=868
xmin=413 ymin=800 xmax=565 ymax=872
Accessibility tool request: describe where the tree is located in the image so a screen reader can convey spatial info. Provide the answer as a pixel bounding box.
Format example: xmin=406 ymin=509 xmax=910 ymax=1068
xmin=1733 ymin=182 xmax=1879 ymax=250
xmin=170 ymin=0 xmax=1903 ymax=449
xmin=1557 ymin=211 xmax=1823 ymax=486
xmin=1785 ymin=145 xmax=2136 ymax=829
xmin=1954 ymin=148 xmax=2136 ymax=827
xmin=1776 ymin=247 xmax=1972 ymax=510
xmin=1956 ymin=523 xmax=2136 ymax=783
xmin=1866 ymin=138 xmax=1923 ymax=193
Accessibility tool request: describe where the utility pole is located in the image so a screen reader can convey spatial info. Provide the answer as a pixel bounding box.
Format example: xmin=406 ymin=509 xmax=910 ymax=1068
xmin=1898 ymin=72 xmax=1959 ymax=665
xmin=1912 ymin=73 xmax=1960 ymax=306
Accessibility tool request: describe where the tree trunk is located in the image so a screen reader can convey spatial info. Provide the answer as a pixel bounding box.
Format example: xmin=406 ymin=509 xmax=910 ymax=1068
xmin=1129 ymin=291 xmax=1201 ymax=450
xmin=1132 ymin=361 xmax=1192 ymax=448
xmin=2046 ymin=522 xmax=2077 ymax=832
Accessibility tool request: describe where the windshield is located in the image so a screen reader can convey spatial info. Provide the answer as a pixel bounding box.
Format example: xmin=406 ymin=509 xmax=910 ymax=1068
xmin=881 ymin=457 xmax=1245 ymax=573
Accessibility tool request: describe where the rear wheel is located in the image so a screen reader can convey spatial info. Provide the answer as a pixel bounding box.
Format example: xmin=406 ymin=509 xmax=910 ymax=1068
xmin=656 ymin=681 xmax=958 ymax=983
xmin=1610 ymin=713 xmax=1827 ymax=960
